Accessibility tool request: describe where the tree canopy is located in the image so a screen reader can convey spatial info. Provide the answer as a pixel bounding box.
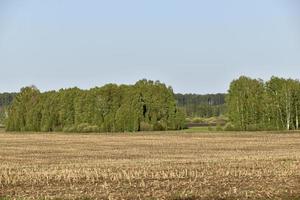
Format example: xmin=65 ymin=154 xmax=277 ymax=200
xmin=6 ymin=80 xmax=186 ymax=132
xmin=1 ymin=90 xmax=226 ymax=123
xmin=227 ymin=76 xmax=300 ymax=131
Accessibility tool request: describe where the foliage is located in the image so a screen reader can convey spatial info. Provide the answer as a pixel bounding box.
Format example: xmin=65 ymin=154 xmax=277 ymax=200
xmin=6 ymin=80 xmax=186 ymax=132
xmin=139 ymin=122 xmax=153 ymax=131
xmin=223 ymin=122 xmax=236 ymax=131
xmin=0 ymin=93 xmax=17 ymax=108
xmin=186 ymin=116 xmax=228 ymax=126
xmin=0 ymin=93 xmax=17 ymax=124
xmin=216 ymin=123 xmax=223 ymax=131
xmin=175 ymin=93 xmax=226 ymax=117
xmin=1 ymin=90 xmax=226 ymax=124
xmin=227 ymin=76 xmax=300 ymax=131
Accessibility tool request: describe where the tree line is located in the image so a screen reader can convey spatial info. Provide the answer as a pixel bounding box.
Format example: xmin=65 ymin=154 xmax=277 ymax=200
xmin=4 ymin=76 xmax=300 ymax=132
xmin=175 ymin=93 xmax=226 ymax=117
xmin=1 ymin=91 xmax=226 ymax=124
xmin=227 ymin=76 xmax=300 ymax=131
xmin=6 ymin=80 xmax=186 ymax=132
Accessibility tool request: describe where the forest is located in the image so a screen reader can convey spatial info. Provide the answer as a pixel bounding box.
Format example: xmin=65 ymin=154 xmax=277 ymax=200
xmin=175 ymin=93 xmax=226 ymax=117
xmin=5 ymin=80 xmax=186 ymax=132
xmin=0 ymin=92 xmax=16 ymax=126
xmin=2 ymin=76 xmax=300 ymax=132
xmin=0 ymin=88 xmax=225 ymax=126
xmin=227 ymin=76 xmax=300 ymax=131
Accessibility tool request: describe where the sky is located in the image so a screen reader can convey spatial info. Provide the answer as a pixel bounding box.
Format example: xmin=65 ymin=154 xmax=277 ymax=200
xmin=0 ymin=0 xmax=300 ymax=94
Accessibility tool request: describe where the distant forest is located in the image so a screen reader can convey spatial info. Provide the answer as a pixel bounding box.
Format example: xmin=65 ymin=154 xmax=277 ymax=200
xmin=175 ymin=93 xmax=226 ymax=118
xmin=0 ymin=93 xmax=16 ymax=125
xmin=0 ymin=93 xmax=16 ymax=107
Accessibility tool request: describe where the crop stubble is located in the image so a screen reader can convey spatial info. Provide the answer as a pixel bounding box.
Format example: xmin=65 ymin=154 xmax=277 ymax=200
xmin=0 ymin=131 xmax=300 ymax=199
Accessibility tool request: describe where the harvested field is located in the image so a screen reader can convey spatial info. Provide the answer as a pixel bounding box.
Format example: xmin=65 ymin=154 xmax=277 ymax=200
xmin=0 ymin=131 xmax=300 ymax=199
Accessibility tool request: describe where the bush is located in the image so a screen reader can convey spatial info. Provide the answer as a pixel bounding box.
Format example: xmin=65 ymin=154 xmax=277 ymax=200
xmin=63 ymin=125 xmax=77 ymax=133
xmin=140 ymin=122 xmax=153 ymax=131
xmin=153 ymin=122 xmax=166 ymax=131
xmin=246 ymin=124 xmax=262 ymax=131
xmin=181 ymin=123 xmax=188 ymax=130
xmin=192 ymin=117 xmax=204 ymax=123
xmin=185 ymin=118 xmax=192 ymax=123
xmin=83 ymin=125 xmax=100 ymax=133
xmin=224 ymin=122 xmax=236 ymax=131
xmin=216 ymin=124 xmax=223 ymax=131
xmin=41 ymin=126 xmax=48 ymax=132
xmin=53 ymin=126 xmax=63 ymax=132
xmin=76 ymin=123 xmax=89 ymax=132
xmin=62 ymin=124 xmax=100 ymax=133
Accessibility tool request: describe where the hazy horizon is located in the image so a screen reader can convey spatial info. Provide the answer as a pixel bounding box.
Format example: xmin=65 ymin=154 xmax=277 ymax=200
xmin=1 ymin=0 xmax=300 ymax=94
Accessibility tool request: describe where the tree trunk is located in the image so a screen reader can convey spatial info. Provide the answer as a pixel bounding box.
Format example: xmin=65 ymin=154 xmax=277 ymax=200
xmin=285 ymin=90 xmax=291 ymax=130
xmin=287 ymin=112 xmax=290 ymax=130
xmin=296 ymin=105 xmax=299 ymax=130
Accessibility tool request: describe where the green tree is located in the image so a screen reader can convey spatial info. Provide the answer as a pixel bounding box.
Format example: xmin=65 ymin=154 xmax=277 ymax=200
xmin=6 ymin=80 xmax=186 ymax=133
xmin=227 ymin=76 xmax=265 ymax=131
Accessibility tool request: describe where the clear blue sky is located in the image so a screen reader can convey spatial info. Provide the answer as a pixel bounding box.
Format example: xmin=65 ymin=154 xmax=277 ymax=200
xmin=0 ymin=0 xmax=299 ymax=94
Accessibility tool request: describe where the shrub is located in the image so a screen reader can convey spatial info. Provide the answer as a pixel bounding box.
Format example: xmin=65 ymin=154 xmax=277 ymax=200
xmin=63 ymin=125 xmax=77 ymax=133
xmin=192 ymin=117 xmax=204 ymax=123
xmin=216 ymin=124 xmax=223 ymax=131
xmin=140 ymin=122 xmax=153 ymax=131
xmin=153 ymin=122 xmax=166 ymax=131
xmin=41 ymin=126 xmax=49 ymax=132
xmin=53 ymin=126 xmax=62 ymax=132
xmin=246 ymin=124 xmax=262 ymax=132
xmin=185 ymin=118 xmax=192 ymax=123
xmin=76 ymin=123 xmax=90 ymax=132
xmin=224 ymin=122 xmax=236 ymax=131
xmin=83 ymin=125 xmax=100 ymax=133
